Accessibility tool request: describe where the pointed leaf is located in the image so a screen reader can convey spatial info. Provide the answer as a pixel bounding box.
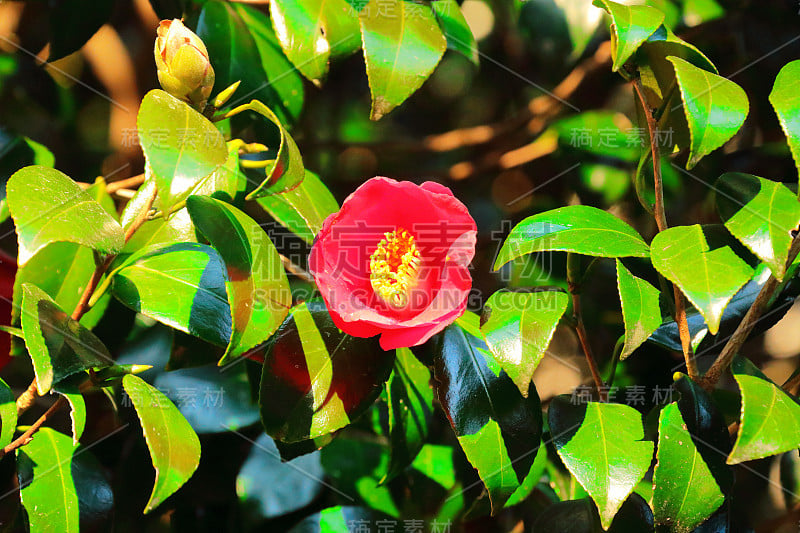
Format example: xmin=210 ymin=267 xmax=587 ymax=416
xmin=668 ymin=56 xmax=749 ymax=169
xmin=650 ymin=224 xmax=754 ymax=335
xmin=715 ymin=172 xmax=800 ymax=280
xmin=593 ymin=0 xmax=665 ymax=72
xmin=137 ymin=90 xmax=228 ymax=213
xmin=494 ymin=205 xmax=650 ymax=269
xmin=21 ymin=283 xmax=111 ymax=395
xmin=111 ymin=243 xmax=232 ymax=346
xmin=769 ymin=60 xmax=800 ymax=186
xmin=187 ymin=195 xmax=291 ymax=363
xmin=616 ymin=259 xmax=661 ymax=359
xmin=57 ymin=386 xmax=86 ymax=446
xmin=549 ymin=397 xmax=654 ymax=529
xmin=0 ymin=377 xmax=16 ymax=449
xmin=122 ymin=374 xmax=201 ymax=513
xmin=432 ymin=0 xmax=479 ymax=65
xmin=258 ymin=299 xmax=394 ymax=442
xmin=360 ymin=0 xmax=447 ymax=120
xmin=7 ymin=166 xmax=124 ymax=265
xmin=481 ymin=289 xmax=569 ymax=395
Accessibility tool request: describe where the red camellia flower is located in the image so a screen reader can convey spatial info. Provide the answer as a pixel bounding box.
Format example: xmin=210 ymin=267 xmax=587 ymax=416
xmin=309 ymin=177 xmax=477 ymax=350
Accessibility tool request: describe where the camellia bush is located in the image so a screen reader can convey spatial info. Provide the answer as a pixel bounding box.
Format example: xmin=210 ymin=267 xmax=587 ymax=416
xmin=1 ymin=0 xmax=800 ymax=531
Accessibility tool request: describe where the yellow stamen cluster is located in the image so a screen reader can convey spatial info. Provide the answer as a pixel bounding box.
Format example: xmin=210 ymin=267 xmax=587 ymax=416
xmin=369 ymin=228 xmax=422 ymax=308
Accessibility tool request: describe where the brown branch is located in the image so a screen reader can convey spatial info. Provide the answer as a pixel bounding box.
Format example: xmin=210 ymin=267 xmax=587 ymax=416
xmin=14 ymin=381 xmax=38 ymax=415
xmin=106 ymin=173 xmax=144 ymax=194
xmin=567 ymin=253 xmax=606 ymax=400
xmin=702 ymin=235 xmax=800 ymax=390
xmin=279 ymin=254 xmax=315 ymax=284
xmin=0 ymin=397 xmax=66 ymax=458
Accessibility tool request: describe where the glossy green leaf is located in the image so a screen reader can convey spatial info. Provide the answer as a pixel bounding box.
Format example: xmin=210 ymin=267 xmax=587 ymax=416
xmin=122 ymin=373 xmax=201 ymax=513
xmin=481 ymin=289 xmax=569 ymax=396
xmin=57 ymin=386 xmax=86 ymax=446
xmin=256 ymin=170 xmax=339 ymax=244
xmin=269 ymin=0 xmax=360 ymax=85
xmin=770 ymin=60 xmax=800 ymax=186
xmin=6 ymin=166 xmax=124 ymax=265
xmin=728 ymin=359 xmax=800 ymax=465
xmin=71 ymin=447 xmax=115 ymax=530
xmin=112 ymin=243 xmax=232 ymax=346
xmin=383 ymin=347 xmax=434 ymax=483
xmin=494 ymin=205 xmax=650 ymax=269
xmin=137 ymin=90 xmax=228 ymax=214
xmin=668 ymin=56 xmax=749 ymax=169
xmin=432 ymin=0 xmax=479 ymax=65
xmin=259 ymin=299 xmax=394 ymax=442
xmin=653 ymin=402 xmax=724 ymax=532
xmin=236 ymin=432 xmax=323 ymax=520
xmin=187 ymin=195 xmax=291 ymax=363
xmin=433 ymin=313 xmax=543 ymax=513
xmin=532 ymin=494 xmax=655 ymax=532
xmin=549 ymin=396 xmax=654 ymax=529
xmin=716 ymin=173 xmax=800 ymax=280
xmin=593 ymin=0 xmax=665 ymax=72
xmin=651 ymin=224 xmax=754 ymax=335
xmin=21 ymin=283 xmax=111 ymax=395
xmin=0 ymin=377 xmax=16 ymax=449
xmin=198 ymin=1 xmax=304 ymax=124
xmin=238 ymin=100 xmax=306 ymax=198
xmin=360 ymin=0 xmax=447 ymax=120
xmin=17 ymin=428 xmax=79 ymax=533
xmin=616 ymin=259 xmax=661 ymax=359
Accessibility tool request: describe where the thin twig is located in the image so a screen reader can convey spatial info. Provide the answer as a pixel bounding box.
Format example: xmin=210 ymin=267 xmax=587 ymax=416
xmin=14 ymin=381 xmax=38 ymax=415
xmin=279 ymin=254 xmax=315 ymax=283
xmin=0 ymin=397 xmax=66 ymax=458
xmin=106 ymin=173 xmax=144 ymax=194
xmin=567 ymin=253 xmax=606 ymax=400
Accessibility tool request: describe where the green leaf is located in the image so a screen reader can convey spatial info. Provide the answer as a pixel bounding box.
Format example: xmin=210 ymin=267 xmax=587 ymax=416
xmin=653 ymin=402 xmax=725 ymax=532
xmin=259 ymin=299 xmax=394 ymax=442
xmin=187 ymin=195 xmax=291 ymax=363
xmin=532 ymin=494 xmax=655 ymax=532
xmin=433 ymin=314 xmax=543 ymax=513
xmin=122 ymin=373 xmax=201 ymax=513
xmin=593 ymin=0 xmax=665 ymax=72
xmin=728 ymin=359 xmax=800 ymax=465
xmin=650 ymin=224 xmax=754 ymax=335
xmin=47 ymin=0 xmax=112 ymax=61
xmin=137 ymin=89 xmax=228 ymax=213
xmin=256 ymin=170 xmax=339 ymax=244
xmin=237 ymin=100 xmax=306 ymax=198
xmin=288 ymin=506 xmax=392 ymax=533
xmin=549 ymin=397 xmax=654 ymax=529
xmin=360 ymin=0 xmax=447 ymax=120
xmin=198 ymin=1 xmax=304 ymax=124
xmin=112 ymin=243 xmax=232 ymax=346
xmin=481 ymin=289 xmax=569 ymax=396
xmin=616 ymin=259 xmax=661 ymax=359
xmin=383 ymin=347 xmax=434 ymax=483
xmin=269 ymin=0 xmax=360 ymax=85
xmin=494 ymin=205 xmax=650 ymax=269
xmin=236 ymin=433 xmax=324 ymax=520
xmin=21 ymin=283 xmax=111 ymax=395
xmin=6 ymin=166 xmax=124 ymax=265
xmin=0 ymin=132 xmax=55 ymax=224
xmin=17 ymin=428 xmax=79 ymax=533
xmin=668 ymin=56 xmax=749 ymax=169
xmin=715 ymin=173 xmax=800 ymax=280
xmin=769 ymin=60 xmax=800 ymax=186
xmin=0 ymin=377 xmax=16 ymax=449
xmin=57 ymin=386 xmax=86 ymax=446
xmin=432 ymin=0 xmax=479 ymax=66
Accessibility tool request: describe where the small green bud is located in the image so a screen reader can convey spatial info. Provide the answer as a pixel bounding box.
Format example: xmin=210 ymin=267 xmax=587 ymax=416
xmin=154 ymin=19 xmax=215 ymax=109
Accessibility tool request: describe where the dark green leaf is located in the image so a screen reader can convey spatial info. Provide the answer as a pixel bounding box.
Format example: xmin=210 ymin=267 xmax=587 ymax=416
xmin=72 ymin=448 xmax=114 ymax=531
xmin=360 ymin=0 xmax=447 ymax=120
xmin=433 ymin=313 xmax=543 ymax=513
xmin=769 ymin=60 xmax=800 ymax=187
xmin=494 ymin=205 xmax=650 ymax=269
xmin=7 ymin=166 xmax=124 ymax=265
xmin=122 ymin=373 xmax=201 ymax=513
xmin=288 ymin=506 xmax=391 ymax=533
xmin=137 ymin=90 xmax=228 ymax=214
xmin=187 ymin=195 xmax=291 ymax=363
xmin=532 ymin=493 xmax=655 ymax=533
xmin=668 ymin=56 xmax=749 ymax=169
xmin=111 ymin=243 xmax=233 ymax=347
xmin=256 ymin=170 xmax=339 ymax=244
xmin=549 ymin=396 xmax=654 ymax=529
xmin=21 ymin=283 xmax=110 ymax=394
xmin=383 ymin=347 xmax=434 ymax=483
xmin=47 ymin=0 xmax=112 ymax=60
xmin=259 ymin=299 xmax=394 ymax=442
xmin=716 ymin=172 xmax=800 ymax=280
xmin=17 ymin=428 xmax=79 ymax=532
xmin=651 ymin=224 xmax=754 ymax=335
xmin=0 ymin=132 xmax=55 ymax=223
xmin=432 ymin=0 xmax=479 ymax=65
xmin=616 ymin=259 xmax=661 ymax=359
xmin=593 ymin=0 xmax=665 ymax=72
xmin=481 ymin=289 xmax=569 ymax=395
xmin=0 ymin=377 xmax=16 ymax=449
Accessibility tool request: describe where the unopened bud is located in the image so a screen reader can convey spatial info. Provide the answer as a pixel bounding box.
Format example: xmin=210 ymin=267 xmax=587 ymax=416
xmin=154 ymin=19 xmax=215 ymax=109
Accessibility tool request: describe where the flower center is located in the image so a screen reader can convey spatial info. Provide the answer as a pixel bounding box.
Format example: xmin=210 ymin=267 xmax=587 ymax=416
xmin=369 ymin=228 xmax=422 ymax=309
